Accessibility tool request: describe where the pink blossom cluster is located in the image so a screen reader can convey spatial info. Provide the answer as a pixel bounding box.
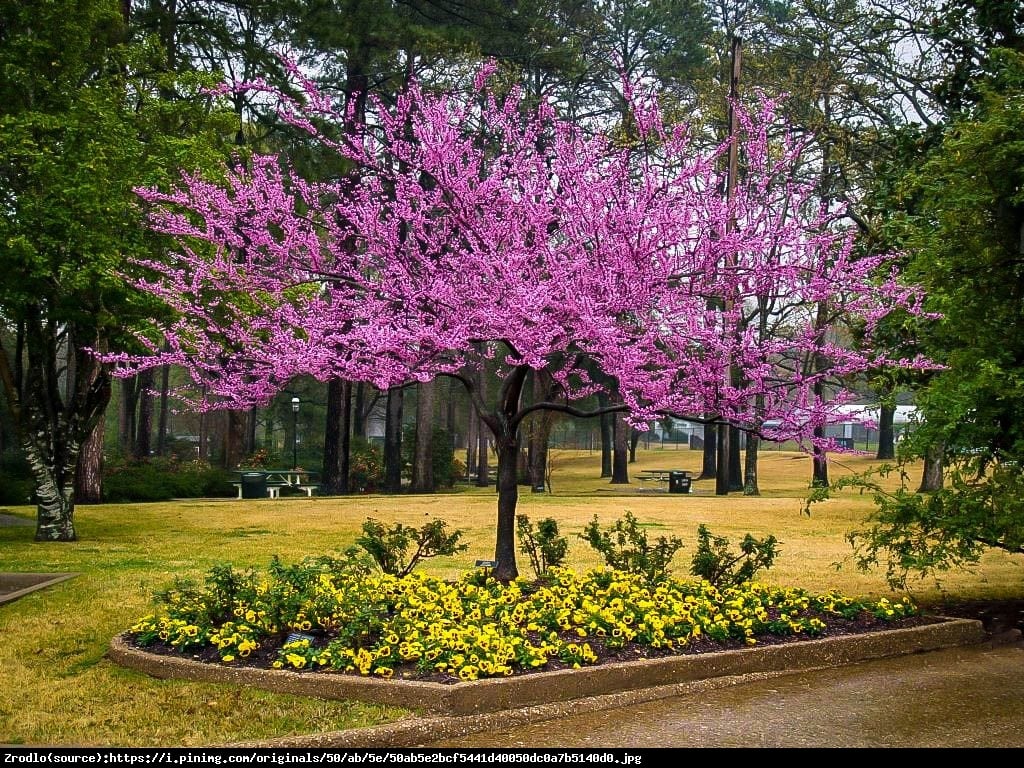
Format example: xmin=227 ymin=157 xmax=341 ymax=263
xmin=110 ymin=64 xmax=934 ymax=446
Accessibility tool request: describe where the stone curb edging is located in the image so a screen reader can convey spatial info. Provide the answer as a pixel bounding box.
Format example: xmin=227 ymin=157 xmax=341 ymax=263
xmin=109 ymin=616 xmax=988 ymax=746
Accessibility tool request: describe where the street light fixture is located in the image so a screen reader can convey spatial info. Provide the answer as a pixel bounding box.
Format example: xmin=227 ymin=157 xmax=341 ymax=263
xmin=291 ymin=397 xmax=300 ymax=469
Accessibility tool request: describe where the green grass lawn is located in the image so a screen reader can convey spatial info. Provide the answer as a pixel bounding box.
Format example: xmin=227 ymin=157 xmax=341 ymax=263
xmin=1 ymin=446 xmax=1020 ymax=746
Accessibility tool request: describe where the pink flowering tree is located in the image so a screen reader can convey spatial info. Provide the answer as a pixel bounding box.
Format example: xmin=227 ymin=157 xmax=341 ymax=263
xmin=110 ymin=65 xmax=931 ymax=581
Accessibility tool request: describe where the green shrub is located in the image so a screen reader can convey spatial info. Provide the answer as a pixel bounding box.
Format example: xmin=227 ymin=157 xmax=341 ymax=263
xmin=102 ymin=457 xmax=234 ymax=502
xmin=356 ymin=517 xmax=468 ymax=577
xmin=0 ymin=455 xmax=34 ymax=505
xmin=349 ymin=437 xmax=384 ymax=492
xmin=402 ymin=426 xmax=458 ymax=488
xmin=516 ymin=514 xmax=569 ymax=579
xmin=689 ymin=524 xmax=780 ymax=589
xmin=579 ymin=511 xmax=685 ymax=584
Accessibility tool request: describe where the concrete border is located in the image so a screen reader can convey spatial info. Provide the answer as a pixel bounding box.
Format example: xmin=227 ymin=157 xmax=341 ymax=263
xmin=109 ymin=616 xmax=985 ymax=726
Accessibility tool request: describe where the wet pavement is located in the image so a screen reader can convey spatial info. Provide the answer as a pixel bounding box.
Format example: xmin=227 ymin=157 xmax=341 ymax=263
xmin=424 ymin=642 xmax=1024 ymax=748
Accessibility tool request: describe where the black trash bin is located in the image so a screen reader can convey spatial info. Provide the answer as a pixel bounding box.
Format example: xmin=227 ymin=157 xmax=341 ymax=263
xmin=240 ymin=472 xmax=266 ymax=499
xmin=668 ymin=471 xmax=691 ymax=494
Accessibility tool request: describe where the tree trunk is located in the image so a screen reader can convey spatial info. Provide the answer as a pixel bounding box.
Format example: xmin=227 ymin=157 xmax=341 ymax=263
xmin=223 ymin=409 xmax=246 ymax=469
xmin=119 ymin=376 xmax=137 ymax=456
xmin=13 ymin=310 xmax=113 ymax=540
xmin=528 ymin=426 xmax=548 ymax=492
xmin=321 ymin=378 xmax=352 ymax=495
xmin=876 ymin=403 xmax=896 ymax=460
xmin=411 ymin=379 xmax=436 ymax=492
xmin=245 ymin=406 xmax=257 ymax=457
xmin=492 ymin=433 xmax=520 ymax=582
xmin=743 ymin=432 xmax=760 ymax=496
xmin=31 ymin=452 xmax=77 ymax=541
xmin=475 ymin=413 xmax=490 ymax=486
xmin=134 ymin=368 xmax=155 ymax=460
xmin=155 ymin=360 xmax=170 ymax=456
xmin=599 ymin=400 xmax=613 ymax=478
xmin=629 ymin=427 xmax=640 ymax=463
xmin=701 ymin=421 xmax=718 ymax=479
xmin=610 ymin=410 xmax=630 ymax=484
xmin=729 ymin=425 xmax=743 ymax=491
xmin=811 ymin=425 xmax=830 ymax=487
xmin=74 ymin=418 xmax=104 ymax=504
xmin=526 ymin=372 xmax=556 ymax=492
xmin=198 ymin=408 xmax=209 ymax=463
xmin=383 ymin=386 xmax=404 ymax=492
xmin=353 ymin=382 xmax=366 ymax=440
xmin=715 ymin=421 xmax=730 ymax=495
xmin=446 ymin=379 xmax=457 ymax=450
xmin=466 ymin=407 xmax=478 ymax=478
xmin=919 ymin=443 xmax=944 ymax=491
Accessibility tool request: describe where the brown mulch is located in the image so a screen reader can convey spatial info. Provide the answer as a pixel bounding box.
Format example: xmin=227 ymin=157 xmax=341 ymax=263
xmin=917 ymin=598 xmax=1024 ymax=636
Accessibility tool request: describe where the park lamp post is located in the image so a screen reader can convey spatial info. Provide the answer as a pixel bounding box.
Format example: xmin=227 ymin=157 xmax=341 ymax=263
xmin=291 ymin=396 xmax=300 ymax=469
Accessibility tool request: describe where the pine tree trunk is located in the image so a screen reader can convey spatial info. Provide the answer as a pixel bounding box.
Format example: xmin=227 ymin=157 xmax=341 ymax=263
xmin=701 ymin=421 xmax=718 ymax=479
xmin=876 ymin=403 xmax=895 ymax=460
xmin=383 ymin=386 xmax=404 ymax=492
xmin=919 ymin=443 xmax=944 ymax=491
xmin=156 ymin=361 xmax=170 ymax=456
xmin=74 ymin=418 xmax=104 ymax=504
xmin=475 ymin=364 xmax=490 ymax=487
xmin=599 ymin=408 xmax=613 ymax=478
xmin=715 ymin=421 xmax=730 ymax=495
xmin=729 ymin=425 xmax=743 ymax=491
xmin=610 ymin=410 xmax=630 ymax=484
xmin=353 ymin=383 xmax=366 ymax=440
xmin=411 ymin=379 xmax=436 ymax=492
xmin=812 ymin=425 xmax=830 ymax=487
xmin=466 ymin=408 xmax=478 ymax=478
xmin=119 ymin=377 xmax=137 ymax=456
xmin=475 ymin=414 xmax=490 ymax=486
xmin=223 ymin=410 xmax=246 ymax=469
xmin=245 ymin=406 xmax=256 ymax=457
xmin=321 ymin=378 xmax=352 ymax=495
xmin=134 ymin=369 xmax=155 ymax=460
xmin=743 ymin=432 xmax=760 ymax=496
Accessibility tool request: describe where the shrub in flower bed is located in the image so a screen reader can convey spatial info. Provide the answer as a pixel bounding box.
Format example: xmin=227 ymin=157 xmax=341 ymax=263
xmin=125 ymin=554 xmax=927 ymax=683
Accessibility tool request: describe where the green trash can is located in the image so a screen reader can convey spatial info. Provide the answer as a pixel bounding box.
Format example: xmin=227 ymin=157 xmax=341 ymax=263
xmin=668 ymin=471 xmax=691 ymax=494
xmin=240 ymin=472 xmax=266 ymax=499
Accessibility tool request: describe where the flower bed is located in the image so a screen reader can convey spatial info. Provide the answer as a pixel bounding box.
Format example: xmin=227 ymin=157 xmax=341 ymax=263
xmin=126 ymin=555 xmax=926 ymax=684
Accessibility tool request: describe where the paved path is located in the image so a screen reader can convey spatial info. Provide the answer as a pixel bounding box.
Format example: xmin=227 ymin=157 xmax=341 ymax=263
xmin=426 ymin=642 xmax=1024 ymax=748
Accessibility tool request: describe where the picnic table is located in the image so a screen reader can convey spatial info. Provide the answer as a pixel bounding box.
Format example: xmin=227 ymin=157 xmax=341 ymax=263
xmin=232 ymin=469 xmax=320 ymax=499
xmin=637 ymin=469 xmax=693 ymax=493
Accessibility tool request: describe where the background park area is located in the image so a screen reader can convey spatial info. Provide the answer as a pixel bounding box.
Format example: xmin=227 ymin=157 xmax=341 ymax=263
xmin=1 ymin=445 xmax=1021 ymax=747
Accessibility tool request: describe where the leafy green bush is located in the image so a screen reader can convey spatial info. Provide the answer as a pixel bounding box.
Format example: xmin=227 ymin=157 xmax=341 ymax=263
xmin=102 ymin=457 xmax=235 ymax=502
xmin=349 ymin=437 xmax=384 ymax=492
xmin=689 ymin=524 xmax=780 ymax=589
xmin=356 ymin=517 xmax=468 ymax=577
xmin=516 ymin=514 xmax=569 ymax=578
xmin=579 ymin=511 xmax=685 ymax=584
xmin=0 ymin=455 xmax=34 ymax=505
xmin=402 ymin=426 xmax=458 ymax=488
